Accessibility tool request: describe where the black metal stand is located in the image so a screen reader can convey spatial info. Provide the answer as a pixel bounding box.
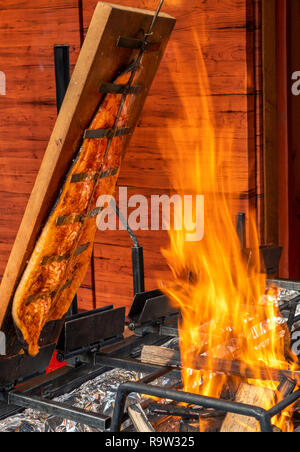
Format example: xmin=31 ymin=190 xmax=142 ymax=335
xmin=54 ymin=45 xmax=70 ymax=114
xmin=54 ymin=44 xmax=78 ymax=317
xmin=111 ymin=203 xmax=145 ymax=295
xmin=110 ymin=369 xmax=300 ymax=433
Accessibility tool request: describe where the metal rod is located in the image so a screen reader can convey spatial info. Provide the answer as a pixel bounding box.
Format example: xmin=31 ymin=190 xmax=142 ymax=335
xmin=236 ymin=212 xmax=246 ymax=250
xmin=138 ymin=367 xmax=173 ymax=384
xmin=267 ymin=388 xmax=300 ymax=418
xmin=147 ymin=0 xmax=165 ymax=36
xmin=132 ymin=246 xmax=145 ymax=295
xmin=54 ymin=44 xmax=78 ymax=317
xmin=54 ymin=45 xmax=70 ymax=114
xmin=110 ymin=200 xmax=145 ymax=294
xmin=9 ymin=391 xmax=111 ymax=431
xmin=95 ymin=353 xmax=181 ymax=379
xmin=111 ymin=202 xmax=139 ymax=247
xmin=110 ymin=381 xmax=273 ymax=432
xmin=148 ymin=403 xmax=214 ymax=420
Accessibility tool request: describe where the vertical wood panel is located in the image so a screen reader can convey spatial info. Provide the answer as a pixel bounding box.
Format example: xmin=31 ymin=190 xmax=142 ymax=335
xmin=277 ymin=0 xmax=289 ymax=278
xmin=286 ymin=0 xmax=300 ymax=279
xmin=262 ymin=0 xmax=278 ymax=246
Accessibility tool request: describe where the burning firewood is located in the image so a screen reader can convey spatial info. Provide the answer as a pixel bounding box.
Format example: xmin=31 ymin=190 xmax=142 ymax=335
xmin=221 ymin=376 xmax=297 ymax=432
xmin=141 ymin=346 xmax=299 ymax=432
xmin=220 ymin=383 xmax=276 ymax=432
xmin=128 ymin=403 xmax=155 ymax=433
xmin=141 ymin=345 xmax=180 ymax=367
xmin=140 ymin=345 xmax=300 ymax=385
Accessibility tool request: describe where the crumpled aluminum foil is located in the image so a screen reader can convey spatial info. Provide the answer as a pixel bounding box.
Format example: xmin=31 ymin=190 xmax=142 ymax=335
xmin=3 ymin=289 xmax=296 ymax=434
xmin=277 ymin=287 xmax=300 ymax=320
xmin=0 ymin=338 xmax=180 ymax=433
xmin=0 ymin=368 xmax=138 ymax=432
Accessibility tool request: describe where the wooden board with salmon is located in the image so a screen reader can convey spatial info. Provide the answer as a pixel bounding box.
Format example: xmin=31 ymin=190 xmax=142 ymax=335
xmin=0 ymin=2 xmax=175 ymax=357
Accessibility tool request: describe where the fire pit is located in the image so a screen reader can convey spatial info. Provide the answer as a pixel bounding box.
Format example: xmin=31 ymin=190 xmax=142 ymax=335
xmin=0 ymin=282 xmax=299 ymax=433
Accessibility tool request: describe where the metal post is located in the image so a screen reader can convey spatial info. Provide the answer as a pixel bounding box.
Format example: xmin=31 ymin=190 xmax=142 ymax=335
xmin=236 ymin=212 xmax=246 ymax=250
xmin=54 ymin=45 xmax=78 ymax=316
xmin=132 ymin=245 xmax=145 ymax=295
xmin=54 ymin=45 xmax=70 ymax=114
xmin=111 ymin=202 xmax=145 ymax=296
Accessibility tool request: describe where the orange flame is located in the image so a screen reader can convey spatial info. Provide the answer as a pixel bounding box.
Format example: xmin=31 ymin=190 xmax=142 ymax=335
xmin=159 ymin=33 xmax=297 ymax=431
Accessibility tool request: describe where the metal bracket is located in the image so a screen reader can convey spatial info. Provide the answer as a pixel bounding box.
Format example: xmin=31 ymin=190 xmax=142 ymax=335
xmin=99 ymin=82 xmax=143 ymax=95
xmin=70 ymin=167 xmax=118 ymax=184
xmin=83 ymin=127 xmax=132 ymax=140
xmin=128 ymin=289 xmax=179 ymax=333
xmin=116 ymin=36 xmax=161 ymax=52
xmin=57 ymin=305 xmax=125 ymax=358
xmin=0 ymin=332 xmax=6 ymax=356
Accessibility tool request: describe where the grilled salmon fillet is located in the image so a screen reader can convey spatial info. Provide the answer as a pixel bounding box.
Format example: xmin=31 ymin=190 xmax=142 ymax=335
xmin=12 ymin=71 xmax=134 ymax=356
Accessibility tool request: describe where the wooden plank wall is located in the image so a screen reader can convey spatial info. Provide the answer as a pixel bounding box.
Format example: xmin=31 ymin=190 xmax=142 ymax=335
xmin=0 ymin=0 xmax=263 ymax=313
xmin=0 ymin=0 xmax=96 ymax=311
xmin=81 ymin=0 xmax=263 ymax=311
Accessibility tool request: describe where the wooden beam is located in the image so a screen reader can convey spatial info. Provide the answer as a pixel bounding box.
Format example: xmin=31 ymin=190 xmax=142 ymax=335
xmin=262 ymin=0 xmax=279 ymax=246
xmin=128 ymin=403 xmax=155 ymax=432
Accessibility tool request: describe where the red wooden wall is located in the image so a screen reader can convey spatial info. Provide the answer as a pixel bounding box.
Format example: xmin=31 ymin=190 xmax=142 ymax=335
xmin=0 ymin=0 xmax=263 ymax=313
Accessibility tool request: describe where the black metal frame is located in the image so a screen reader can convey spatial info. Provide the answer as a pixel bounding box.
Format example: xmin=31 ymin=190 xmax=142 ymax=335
xmin=0 ymin=329 xmax=176 ymax=429
xmin=1 ymin=279 xmax=300 ymax=431
xmin=110 ymin=367 xmax=300 ymax=433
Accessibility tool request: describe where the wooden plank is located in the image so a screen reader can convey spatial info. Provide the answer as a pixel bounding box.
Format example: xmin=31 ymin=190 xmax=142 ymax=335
xmin=277 ymin=0 xmax=289 ymax=278
xmin=0 ymin=2 xmax=175 ymax=350
xmin=128 ymin=403 xmax=155 ymax=432
xmin=0 ymin=0 xmax=81 ymax=284
xmin=262 ymin=0 xmax=279 ymax=245
xmin=286 ymin=0 xmax=300 ymax=279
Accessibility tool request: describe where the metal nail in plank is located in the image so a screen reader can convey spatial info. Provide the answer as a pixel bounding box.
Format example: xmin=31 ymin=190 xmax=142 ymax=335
xmin=40 ymin=252 xmax=70 ymax=266
xmin=25 ymin=279 xmax=73 ymax=304
xmin=25 ymin=290 xmax=56 ymax=306
xmin=116 ymin=36 xmax=161 ymax=52
xmin=70 ymin=172 xmax=97 ymax=183
xmin=83 ymin=127 xmax=132 ymax=140
xmin=25 ymin=279 xmax=74 ymax=306
xmin=59 ymin=278 xmax=73 ymax=292
xmin=87 ymin=207 xmax=103 ymax=219
xmin=99 ymin=82 xmax=143 ymax=95
xmin=56 ymin=213 xmax=84 ymax=226
xmin=74 ymin=242 xmax=90 ymax=257
xmin=41 ymin=243 xmax=90 ymax=266
xmin=71 ymin=167 xmax=118 ymax=184
xmin=99 ymin=167 xmax=118 ymax=179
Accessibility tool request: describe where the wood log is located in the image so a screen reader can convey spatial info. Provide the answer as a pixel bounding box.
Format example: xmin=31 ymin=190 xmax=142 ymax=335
xmin=220 ymin=383 xmax=275 ymax=432
xmin=141 ymin=345 xmax=180 ymax=367
xmin=128 ymin=403 xmax=155 ymax=433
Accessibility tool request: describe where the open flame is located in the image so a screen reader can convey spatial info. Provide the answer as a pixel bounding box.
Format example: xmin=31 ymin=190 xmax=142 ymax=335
xmin=160 ymin=33 xmax=297 ymax=431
